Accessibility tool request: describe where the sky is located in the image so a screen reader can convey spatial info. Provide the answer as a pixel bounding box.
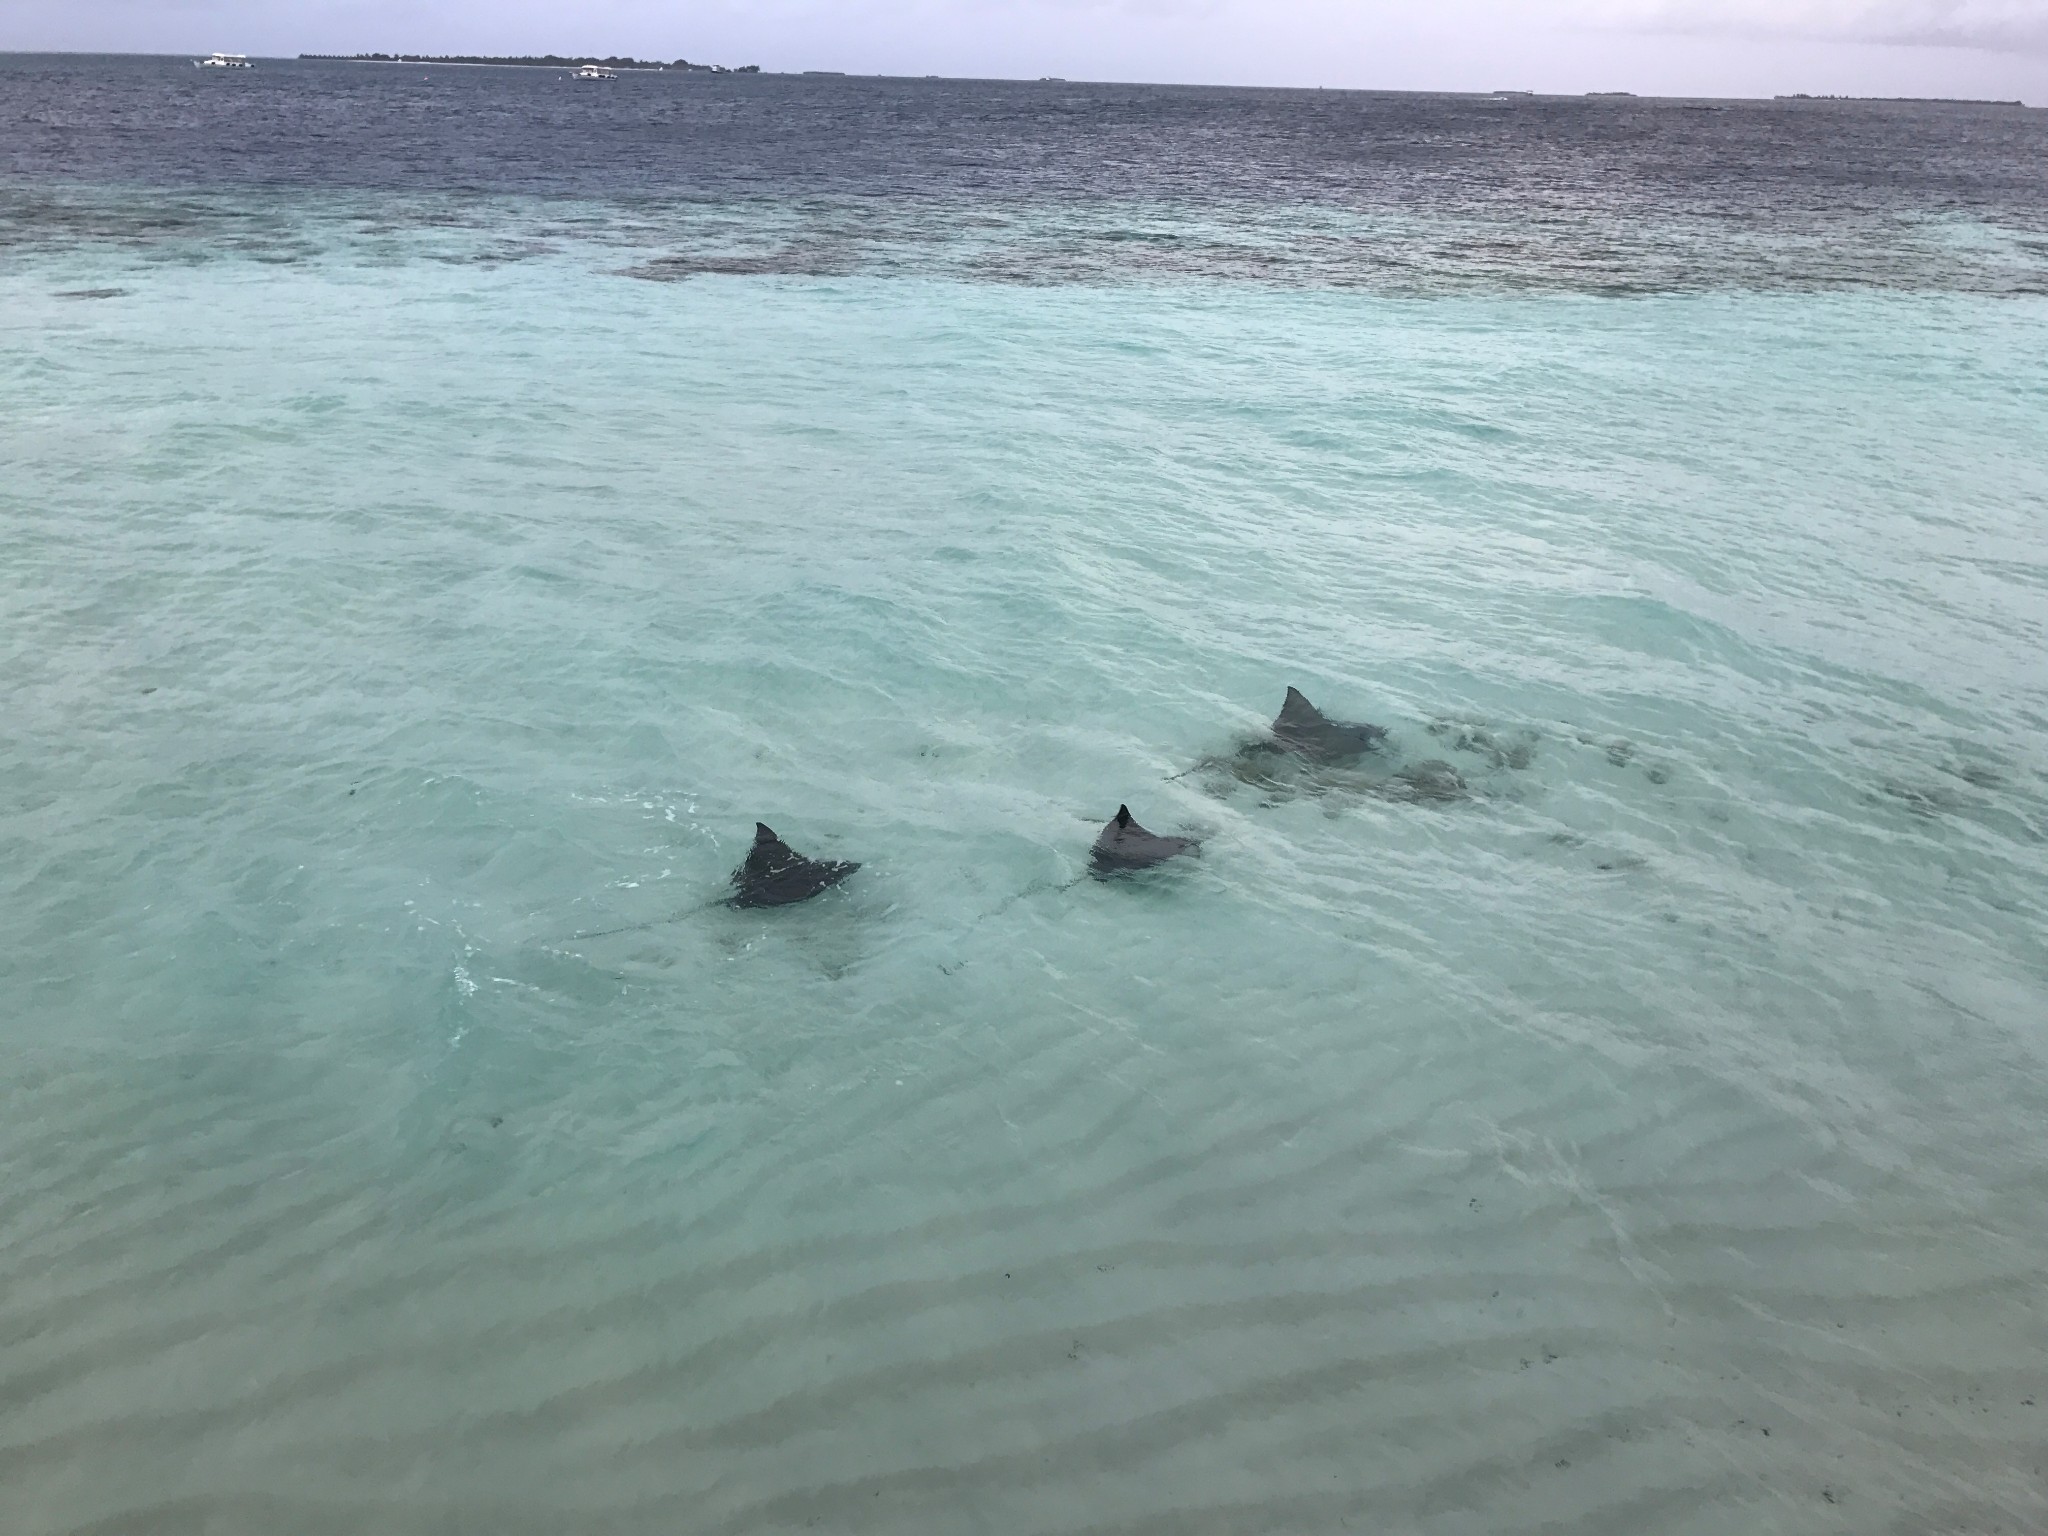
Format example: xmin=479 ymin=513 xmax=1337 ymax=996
xmin=4 ymin=0 xmax=2047 ymax=100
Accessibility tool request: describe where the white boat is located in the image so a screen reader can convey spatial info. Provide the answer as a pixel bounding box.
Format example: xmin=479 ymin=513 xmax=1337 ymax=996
xmin=573 ymin=64 xmax=617 ymax=80
xmin=195 ymin=52 xmax=254 ymax=69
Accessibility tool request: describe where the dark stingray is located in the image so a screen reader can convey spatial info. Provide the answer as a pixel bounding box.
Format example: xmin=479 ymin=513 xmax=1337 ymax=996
xmin=1091 ymin=805 xmax=1199 ymax=876
xmin=1269 ymin=686 xmax=1388 ymax=763
xmin=729 ymin=823 xmax=860 ymax=908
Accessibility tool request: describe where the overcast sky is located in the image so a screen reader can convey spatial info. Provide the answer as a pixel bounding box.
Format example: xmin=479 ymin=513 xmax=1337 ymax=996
xmin=5 ymin=0 xmax=2046 ymax=100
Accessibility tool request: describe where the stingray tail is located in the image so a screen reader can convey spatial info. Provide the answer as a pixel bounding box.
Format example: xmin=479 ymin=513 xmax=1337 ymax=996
xmin=1165 ymin=752 xmax=1237 ymax=783
xmin=550 ymin=895 xmax=731 ymax=945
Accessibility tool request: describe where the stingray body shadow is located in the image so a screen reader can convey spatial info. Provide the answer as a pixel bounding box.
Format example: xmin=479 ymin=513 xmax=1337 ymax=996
xmin=1091 ymin=805 xmax=1199 ymax=878
xmin=1429 ymin=717 xmax=1540 ymax=772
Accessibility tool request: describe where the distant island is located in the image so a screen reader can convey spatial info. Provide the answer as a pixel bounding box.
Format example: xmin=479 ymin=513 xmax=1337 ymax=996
xmin=301 ymin=54 xmax=760 ymax=73
xmin=1776 ymin=93 xmax=2023 ymax=106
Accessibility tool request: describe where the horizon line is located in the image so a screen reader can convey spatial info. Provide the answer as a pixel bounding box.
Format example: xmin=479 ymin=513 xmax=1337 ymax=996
xmin=0 ymin=49 xmax=2035 ymax=107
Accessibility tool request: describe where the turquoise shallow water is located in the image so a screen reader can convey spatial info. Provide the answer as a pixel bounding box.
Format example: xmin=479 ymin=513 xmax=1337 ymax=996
xmin=5 ymin=217 xmax=2048 ymax=1531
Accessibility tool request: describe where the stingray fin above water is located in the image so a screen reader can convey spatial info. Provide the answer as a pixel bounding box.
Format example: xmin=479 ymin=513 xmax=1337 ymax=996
xmin=1090 ymin=804 xmax=1199 ymax=876
xmin=1270 ymin=686 xmax=1388 ymax=762
xmin=729 ymin=823 xmax=860 ymax=908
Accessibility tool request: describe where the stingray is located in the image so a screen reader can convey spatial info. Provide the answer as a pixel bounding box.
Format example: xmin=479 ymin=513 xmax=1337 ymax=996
xmin=1091 ymin=805 xmax=1199 ymax=876
xmin=1377 ymin=759 xmax=1469 ymax=804
xmin=1428 ymin=718 xmax=1539 ymax=772
xmin=1268 ymin=687 xmax=1388 ymax=764
xmin=729 ymin=823 xmax=861 ymax=908
xmin=1190 ymin=687 xmax=1388 ymax=793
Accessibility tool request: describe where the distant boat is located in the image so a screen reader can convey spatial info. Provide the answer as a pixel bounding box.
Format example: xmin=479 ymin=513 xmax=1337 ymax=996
xmin=195 ymin=52 xmax=254 ymax=69
xmin=572 ymin=64 xmax=617 ymax=81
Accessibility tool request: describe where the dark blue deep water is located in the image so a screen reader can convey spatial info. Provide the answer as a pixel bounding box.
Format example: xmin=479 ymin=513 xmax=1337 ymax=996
xmin=6 ymin=53 xmax=2048 ymax=291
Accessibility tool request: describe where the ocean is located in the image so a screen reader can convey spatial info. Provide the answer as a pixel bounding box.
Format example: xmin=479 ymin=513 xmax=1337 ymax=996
xmin=3 ymin=52 xmax=2047 ymax=1535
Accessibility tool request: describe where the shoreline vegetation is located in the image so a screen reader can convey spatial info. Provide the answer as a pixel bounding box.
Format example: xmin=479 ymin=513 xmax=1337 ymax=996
xmin=299 ymin=54 xmax=761 ymax=73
